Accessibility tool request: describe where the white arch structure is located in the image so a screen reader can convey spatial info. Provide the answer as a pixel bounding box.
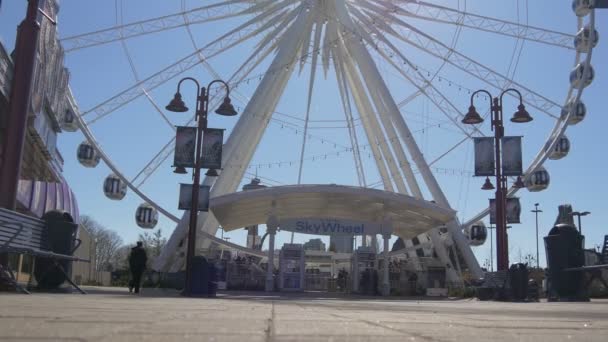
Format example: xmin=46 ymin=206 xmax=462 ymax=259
xmin=61 ymin=1 xmax=598 ymax=282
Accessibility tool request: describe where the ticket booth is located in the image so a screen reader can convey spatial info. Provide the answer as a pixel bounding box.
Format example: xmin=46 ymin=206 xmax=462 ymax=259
xmin=279 ymin=244 xmax=305 ymax=291
xmin=351 ymin=246 xmax=377 ymax=294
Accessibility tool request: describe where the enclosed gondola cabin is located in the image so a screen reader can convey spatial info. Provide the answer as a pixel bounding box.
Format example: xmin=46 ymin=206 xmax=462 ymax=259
xmin=570 ymin=63 xmax=595 ymax=89
xmin=574 ymin=26 xmax=599 ymax=53
xmin=135 ymin=203 xmax=158 ymax=229
xmin=61 ymin=109 xmax=79 ymax=132
xmin=103 ymin=174 xmax=127 ymax=200
xmin=526 ymin=167 xmax=550 ymax=192
xmin=77 ymin=141 xmax=101 ymax=168
xmin=572 ymin=0 xmax=595 ymax=17
xmin=465 ymin=222 xmax=488 ymax=247
xmin=561 ymin=99 xmax=587 ymax=125
xmin=548 ymin=136 xmax=571 ymax=160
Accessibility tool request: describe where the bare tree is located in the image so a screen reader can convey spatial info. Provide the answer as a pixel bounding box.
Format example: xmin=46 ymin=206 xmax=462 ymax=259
xmin=110 ymin=245 xmax=131 ymax=271
xmin=138 ymin=229 xmax=167 ymax=266
xmin=80 ymin=215 xmax=123 ymax=272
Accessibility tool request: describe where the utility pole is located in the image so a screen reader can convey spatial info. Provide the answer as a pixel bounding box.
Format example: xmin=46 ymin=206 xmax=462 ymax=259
xmin=531 ymin=203 xmax=542 ymax=269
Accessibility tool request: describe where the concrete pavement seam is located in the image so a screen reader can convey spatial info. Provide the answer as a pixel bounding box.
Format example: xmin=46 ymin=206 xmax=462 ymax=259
xmin=265 ymin=301 xmax=275 ymax=342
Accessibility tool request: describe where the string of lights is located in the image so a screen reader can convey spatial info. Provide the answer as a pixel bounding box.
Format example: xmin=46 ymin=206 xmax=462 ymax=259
xmin=223 ymin=119 xmax=471 ymax=171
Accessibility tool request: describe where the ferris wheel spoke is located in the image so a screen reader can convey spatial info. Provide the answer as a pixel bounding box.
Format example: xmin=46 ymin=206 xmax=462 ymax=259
xmin=428 ymin=136 xmax=470 ymax=167
xmin=70 ymin=90 xmax=181 ymax=223
xmin=131 ymin=135 xmax=181 ymax=187
xmin=365 ymin=10 xmax=562 ymax=119
xmin=338 ymin=30 xmax=420 ymax=196
xmin=333 ymin=40 xmax=394 ymax=192
xmin=62 ymin=0 xmax=264 ymax=52
xmin=131 ymin=55 xmax=263 ymax=188
xmin=83 ymin=8 xmax=293 ymax=125
xmin=397 ymin=89 xmax=423 ymax=108
xmin=339 ymin=60 xmax=395 ymax=192
xmin=360 ymin=0 xmax=574 ymax=50
xmin=297 ymin=21 xmax=323 ymax=185
xmin=336 ymin=1 xmax=455 ymax=208
xmin=115 ymin=0 xmax=177 ymax=132
xmin=182 ymin=12 xmax=313 ymax=258
xmin=131 ymin=19 xmax=295 ymax=188
xmin=333 ymin=46 xmax=366 ymax=187
xmin=348 ymin=7 xmax=483 ymax=140
xmin=188 ymin=7 xmax=297 ymax=106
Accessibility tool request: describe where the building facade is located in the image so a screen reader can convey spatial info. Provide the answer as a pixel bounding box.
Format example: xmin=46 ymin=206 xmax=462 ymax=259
xmin=0 ymin=1 xmax=92 ymax=285
xmin=329 ymin=235 xmax=354 ymax=253
xmin=303 ymin=238 xmax=326 ymax=251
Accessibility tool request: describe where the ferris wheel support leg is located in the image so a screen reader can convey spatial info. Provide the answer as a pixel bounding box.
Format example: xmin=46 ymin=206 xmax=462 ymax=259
xmin=195 ymin=14 xmax=309 ymax=253
xmin=354 ymin=60 xmax=423 ymax=198
xmin=158 ymin=10 xmax=311 ymax=272
xmin=338 ymin=57 xmax=394 ymax=192
xmin=338 ymin=37 xmax=421 ymax=197
xmin=427 ymin=228 xmax=461 ymax=286
xmin=335 ymin=0 xmax=480 ymax=281
xmin=335 ymin=1 xmax=448 ymax=207
xmin=342 ymin=61 xmax=405 ymax=193
xmin=448 ymin=220 xmax=483 ymax=279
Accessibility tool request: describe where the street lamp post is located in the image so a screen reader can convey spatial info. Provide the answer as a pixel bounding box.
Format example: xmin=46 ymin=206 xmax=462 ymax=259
xmin=462 ymin=88 xmax=532 ymax=271
xmin=166 ymin=78 xmax=237 ymax=296
xmin=571 ymin=211 xmax=591 ymax=235
xmin=531 ymin=203 xmax=543 ymax=269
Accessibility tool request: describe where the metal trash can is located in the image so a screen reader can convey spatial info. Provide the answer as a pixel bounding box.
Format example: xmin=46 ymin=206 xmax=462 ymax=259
xmin=508 ymin=263 xmax=529 ymax=301
xmin=544 ymin=223 xmax=586 ymax=301
xmin=35 ymin=211 xmax=78 ymax=289
xmin=190 ymin=256 xmax=209 ymax=297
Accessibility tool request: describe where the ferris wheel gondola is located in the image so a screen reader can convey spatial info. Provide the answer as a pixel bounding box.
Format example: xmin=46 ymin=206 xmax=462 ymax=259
xmin=76 ymin=141 xmax=100 ymax=168
xmin=135 ymin=203 xmax=158 ymax=229
xmin=103 ymin=174 xmax=127 ymax=201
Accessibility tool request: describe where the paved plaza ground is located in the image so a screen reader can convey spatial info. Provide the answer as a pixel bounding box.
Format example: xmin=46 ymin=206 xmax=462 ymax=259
xmin=1 ymin=287 xmax=607 ymax=341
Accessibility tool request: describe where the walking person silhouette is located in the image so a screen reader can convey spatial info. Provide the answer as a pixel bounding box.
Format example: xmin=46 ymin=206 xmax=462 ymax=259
xmin=128 ymin=241 xmax=147 ymax=294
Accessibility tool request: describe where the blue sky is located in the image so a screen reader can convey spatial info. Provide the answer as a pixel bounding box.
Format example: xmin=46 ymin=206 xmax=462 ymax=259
xmin=1 ymin=1 xmax=607 ymax=269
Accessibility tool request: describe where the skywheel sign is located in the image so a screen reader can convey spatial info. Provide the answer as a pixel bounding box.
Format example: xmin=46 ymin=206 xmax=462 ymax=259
xmin=279 ymin=218 xmax=385 ymax=236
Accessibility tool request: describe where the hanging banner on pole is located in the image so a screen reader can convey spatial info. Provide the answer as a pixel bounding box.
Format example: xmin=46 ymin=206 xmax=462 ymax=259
xmin=178 ymin=184 xmax=211 ymax=212
xmin=489 ymin=197 xmax=522 ymax=224
xmin=201 ymin=128 xmax=224 ymax=169
xmin=173 ymin=126 xmax=197 ymax=168
xmin=474 ymin=137 xmax=495 ymax=176
xmin=501 ymin=136 xmax=523 ymax=176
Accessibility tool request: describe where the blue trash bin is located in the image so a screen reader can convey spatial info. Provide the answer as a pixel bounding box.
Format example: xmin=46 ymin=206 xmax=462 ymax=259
xmin=207 ymin=263 xmax=217 ymax=297
xmin=190 ymin=256 xmax=209 ymax=297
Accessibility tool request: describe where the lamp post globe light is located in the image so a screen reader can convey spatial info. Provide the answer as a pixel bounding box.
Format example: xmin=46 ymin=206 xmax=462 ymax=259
xmin=166 ymin=77 xmax=237 ymax=297
xmin=462 ymin=88 xmax=532 ymax=272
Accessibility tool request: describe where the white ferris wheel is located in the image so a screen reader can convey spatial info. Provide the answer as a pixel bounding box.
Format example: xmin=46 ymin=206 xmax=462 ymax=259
xmin=59 ymin=0 xmax=599 ymax=277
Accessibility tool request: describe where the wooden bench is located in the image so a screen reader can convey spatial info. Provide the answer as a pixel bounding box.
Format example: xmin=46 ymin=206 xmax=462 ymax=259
xmin=0 ymin=208 xmax=88 ymax=294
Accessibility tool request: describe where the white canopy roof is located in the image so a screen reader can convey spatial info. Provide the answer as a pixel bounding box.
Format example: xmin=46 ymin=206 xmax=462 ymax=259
xmin=210 ymin=184 xmax=456 ymax=239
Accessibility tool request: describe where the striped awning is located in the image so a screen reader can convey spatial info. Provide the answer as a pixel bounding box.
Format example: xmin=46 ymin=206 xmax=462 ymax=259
xmin=16 ymin=178 xmax=79 ymax=223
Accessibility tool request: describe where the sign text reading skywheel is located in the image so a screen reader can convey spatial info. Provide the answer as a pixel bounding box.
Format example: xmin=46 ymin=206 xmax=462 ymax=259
xmin=280 ymin=218 xmax=383 ymax=236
